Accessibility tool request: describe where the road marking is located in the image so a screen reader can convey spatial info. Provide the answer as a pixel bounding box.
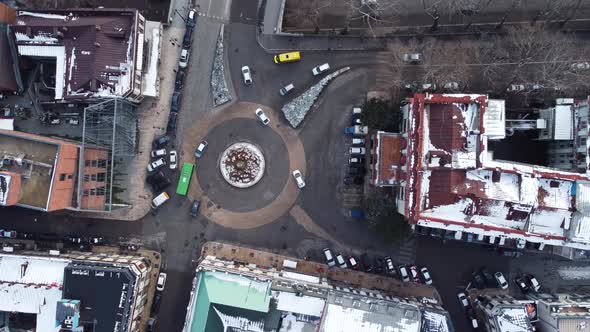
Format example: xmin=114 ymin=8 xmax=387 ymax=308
xmin=206 ymin=0 xmax=212 ymax=17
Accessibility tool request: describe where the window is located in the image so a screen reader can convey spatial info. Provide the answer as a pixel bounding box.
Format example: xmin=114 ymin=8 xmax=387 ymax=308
xmin=59 ymin=173 xmax=66 ymax=181
xmin=91 ymin=160 xmax=98 ymax=167
xmin=97 ymin=172 xmax=106 ymax=182
xmin=91 ymin=174 xmax=97 ymax=181
xmin=98 ymin=159 xmax=107 ymax=168
xmin=97 ymin=186 xmax=106 ymax=196
xmin=85 ymin=160 xmax=91 ymax=167
xmin=84 ymin=174 xmax=90 ymax=182
xmin=68 ymin=174 xmax=73 ymax=180
xmin=82 ymin=190 xmax=89 ymax=197
xmin=90 ymin=188 xmax=96 ymax=195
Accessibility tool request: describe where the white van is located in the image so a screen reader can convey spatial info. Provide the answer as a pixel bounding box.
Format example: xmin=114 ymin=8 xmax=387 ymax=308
xmin=151 ymin=149 xmax=167 ymax=158
xmin=151 ymin=192 xmax=170 ymax=209
xmin=352 ymin=138 xmax=365 ymax=146
xmin=350 ymin=147 xmax=366 ymax=155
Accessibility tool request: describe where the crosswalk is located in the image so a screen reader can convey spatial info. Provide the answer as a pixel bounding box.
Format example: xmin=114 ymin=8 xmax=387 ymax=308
xmin=394 ymin=236 xmax=417 ymax=265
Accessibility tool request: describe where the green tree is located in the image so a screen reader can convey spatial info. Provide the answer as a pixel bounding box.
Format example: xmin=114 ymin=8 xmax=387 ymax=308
xmin=360 ymin=98 xmax=401 ymax=132
xmin=364 ymin=190 xmax=411 ymax=241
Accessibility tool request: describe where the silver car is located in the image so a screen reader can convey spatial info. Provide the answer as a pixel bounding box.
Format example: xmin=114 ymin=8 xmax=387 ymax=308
xmin=241 ymin=66 xmax=252 ymax=85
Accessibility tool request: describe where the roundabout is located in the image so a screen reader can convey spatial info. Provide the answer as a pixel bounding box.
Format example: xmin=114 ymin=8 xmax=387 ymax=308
xmin=182 ymin=102 xmax=306 ymax=228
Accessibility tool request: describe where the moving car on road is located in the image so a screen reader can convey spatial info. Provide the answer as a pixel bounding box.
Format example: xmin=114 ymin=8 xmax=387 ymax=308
xmin=156 ymin=273 xmax=167 ymax=291
xmin=312 ymin=63 xmax=330 ymax=76
xmin=292 ymin=170 xmax=305 ymax=188
xmin=194 ymin=141 xmax=208 ymax=158
xmin=255 ymin=108 xmax=270 ymax=125
xmin=190 ymin=200 xmax=201 ymax=217
xmin=279 ymin=83 xmax=295 ymax=96
xmin=151 ymin=192 xmax=170 ymax=209
xmin=241 ymin=66 xmax=252 ymax=85
xmin=458 ymin=292 xmax=470 ymax=308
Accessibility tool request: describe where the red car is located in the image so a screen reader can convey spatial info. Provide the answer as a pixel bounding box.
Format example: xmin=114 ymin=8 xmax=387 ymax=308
xmin=410 ymin=265 xmax=421 ymax=283
xmin=347 ymin=256 xmax=359 ymax=270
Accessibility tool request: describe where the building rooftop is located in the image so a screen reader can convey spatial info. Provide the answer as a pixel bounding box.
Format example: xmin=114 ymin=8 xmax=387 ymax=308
xmin=0 ymin=254 xmax=70 ymax=332
xmin=62 ymin=262 xmax=136 ymax=332
xmin=403 ymin=94 xmax=590 ymax=250
xmin=0 ymin=129 xmax=58 ymax=209
xmin=372 ymin=131 xmax=403 ymax=186
xmin=12 ymin=9 xmax=138 ymax=100
xmin=493 ymin=306 xmax=534 ymax=332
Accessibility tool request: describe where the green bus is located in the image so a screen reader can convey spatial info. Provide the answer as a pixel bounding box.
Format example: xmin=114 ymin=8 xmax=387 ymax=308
xmin=176 ymin=162 xmax=194 ymax=196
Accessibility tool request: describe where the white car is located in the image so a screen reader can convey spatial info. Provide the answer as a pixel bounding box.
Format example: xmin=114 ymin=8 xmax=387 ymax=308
xmin=323 ymin=248 xmax=335 ymax=267
xmin=571 ymin=62 xmax=590 ymax=70
xmin=241 ymin=66 xmax=252 ymax=85
xmin=147 ymin=158 xmax=166 ymax=172
xmin=398 ymin=265 xmax=410 ymax=282
xmin=169 ymin=150 xmax=177 ymax=169
xmin=495 ymin=272 xmax=509 ymax=289
xmin=403 ymin=53 xmax=423 ymax=63
xmin=194 ymin=141 xmax=208 ymax=158
xmin=292 ymin=170 xmax=305 ymax=189
xmin=156 ymin=272 xmax=167 ymax=291
xmin=350 ymin=147 xmax=366 ymax=155
xmin=312 ymin=63 xmax=330 ymax=76
xmin=335 ymin=254 xmax=347 ymax=268
xmin=151 ymin=149 xmax=166 ymax=158
xmin=420 ymin=267 xmax=433 ymax=285
xmin=179 ymin=48 xmax=190 ymax=68
xmin=279 ymin=83 xmax=294 ymax=96
xmin=255 ymin=108 xmax=270 ymax=125
xmin=458 ymin=292 xmax=470 ymax=308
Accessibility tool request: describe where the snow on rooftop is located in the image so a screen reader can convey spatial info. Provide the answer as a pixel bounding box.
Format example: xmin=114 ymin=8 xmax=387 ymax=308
xmin=213 ymin=306 xmax=264 ymax=332
xmin=0 ymin=254 xmax=70 ymax=332
xmin=320 ymin=303 xmax=420 ymax=332
xmin=520 ymin=176 xmax=539 ymax=206
xmin=142 ymin=27 xmax=160 ymax=97
xmin=421 ymin=310 xmax=451 ymax=332
xmin=529 ymin=209 xmax=569 ymax=237
xmin=575 ymin=182 xmax=590 ymax=213
xmin=466 ymin=170 xmax=520 ymax=202
xmin=568 ymin=214 xmax=590 ymax=244
xmin=495 ymin=307 xmax=533 ymax=332
xmin=0 ymin=173 xmax=12 ymax=205
xmin=538 ymin=179 xmax=573 ymax=210
xmin=272 ymin=291 xmax=325 ymax=317
xmin=18 ymin=11 xmax=69 ymax=20
xmin=14 ymin=32 xmax=59 ymax=44
xmin=18 ymin=45 xmax=65 ymax=99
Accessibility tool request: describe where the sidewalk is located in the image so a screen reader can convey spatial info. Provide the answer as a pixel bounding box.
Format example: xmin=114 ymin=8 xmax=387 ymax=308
xmin=256 ymin=30 xmax=386 ymax=52
xmin=201 ymin=241 xmax=442 ymax=302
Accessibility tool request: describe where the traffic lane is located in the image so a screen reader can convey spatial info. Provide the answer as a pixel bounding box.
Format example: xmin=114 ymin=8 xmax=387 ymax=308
xmin=226 ymin=23 xmax=378 ymax=109
xmin=415 ymin=236 xmax=512 ymax=332
xmin=154 ymin=269 xmax=195 ymax=332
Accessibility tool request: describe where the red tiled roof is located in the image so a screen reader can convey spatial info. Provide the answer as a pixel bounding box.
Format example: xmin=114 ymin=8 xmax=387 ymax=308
xmin=427 ymin=103 xmax=466 ymax=152
xmin=376 ymin=133 xmax=401 ymax=185
xmin=428 ymin=170 xmax=465 ymax=207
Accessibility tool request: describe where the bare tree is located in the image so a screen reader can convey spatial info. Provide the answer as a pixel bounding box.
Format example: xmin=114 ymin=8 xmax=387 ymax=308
xmin=419 ymin=38 xmax=473 ymax=86
xmin=283 ymin=0 xmax=337 ymax=31
xmin=341 ymin=0 xmax=403 ymax=37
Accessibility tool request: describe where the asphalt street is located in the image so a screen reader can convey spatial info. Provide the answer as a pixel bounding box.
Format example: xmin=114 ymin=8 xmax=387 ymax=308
xmin=2 ymin=0 xmax=590 ymax=331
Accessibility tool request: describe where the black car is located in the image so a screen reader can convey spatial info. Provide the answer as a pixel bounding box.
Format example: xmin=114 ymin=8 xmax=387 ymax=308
xmin=471 ymin=270 xmax=486 ymax=289
xmin=190 ymin=200 xmax=201 ymax=217
xmin=186 ymin=9 xmax=196 ymax=28
xmin=373 ymin=257 xmax=385 ymax=274
xmin=348 ymin=166 xmax=366 ymax=175
xmin=515 ymin=276 xmax=529 ymax=293
xmin=65 ymin=235 xmax=83 ymax=244
xmin=150 ymin=292 xmax=162 ymax=315
xmin=152 ymin=135 xmax=170 ymax=149
xmin=175 ymin=70 xmax=185 ymax=90
xmin=19 ymin=232 xmax=34 ymax=239
xmin=166 ymin=113 xmax=178 ymax=134
xmin=359 ymin=253 xmax=373 ymax=272
xmin=479 ymin=267 xmax=495 ymax=287
xmin=171 ymin=92 xmax=181 ymax=113
xmin=146 ymin=171 xmax=171 ymax=192
xmin=344 ymin=176 xmax=363 ymax=185
xmin=182 ymin=28 xmax=193 ymax=48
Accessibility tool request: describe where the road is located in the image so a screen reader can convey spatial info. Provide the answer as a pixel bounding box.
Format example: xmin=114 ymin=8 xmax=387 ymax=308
xmin=2 ymin=0 xmax=590 ymax=331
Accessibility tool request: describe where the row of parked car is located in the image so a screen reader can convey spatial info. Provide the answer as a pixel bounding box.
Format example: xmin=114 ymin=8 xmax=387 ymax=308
xmin=322 ymin=248 xmax=433 ymax=284
xmin=344 ymin=107 xmax=367 ymax=186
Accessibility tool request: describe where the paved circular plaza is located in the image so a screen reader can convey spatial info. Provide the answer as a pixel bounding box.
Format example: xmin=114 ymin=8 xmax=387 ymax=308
xmin=196 ymin=118 xmax=290 ymax=212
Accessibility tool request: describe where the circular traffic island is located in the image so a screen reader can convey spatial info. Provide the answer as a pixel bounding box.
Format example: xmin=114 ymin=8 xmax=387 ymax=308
xmin=196 ymin=118 xmax=290 ymax=213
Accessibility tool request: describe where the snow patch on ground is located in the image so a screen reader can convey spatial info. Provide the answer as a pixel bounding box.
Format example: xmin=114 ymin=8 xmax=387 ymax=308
xmin=557 ymin=266 xmax=590 ymax=280
xmin=211 ymin=25 xmax=231 ymax=106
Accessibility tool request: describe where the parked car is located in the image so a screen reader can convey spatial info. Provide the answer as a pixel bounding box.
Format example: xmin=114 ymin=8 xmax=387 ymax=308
xmin=156 ymin=272 xmax=167 ymax=291
xmin=403 ymin=53 xmax=423 ymax=63
xmin=194 ymin=141 xmax=208 ymax=158
xmin=525 ymin=274 xmax=541 ymax=292
xmin=347 ymin=256 xmax=359 ymax=270
xmin=571 ymin=62 xmax=590 ymax=70
xmin=350 ymin=147 xmax=366 ymax=155
xmin=89 ymin=237 xmax=104 ymax=245
xmin=151 ymin=292 xmax=162 ymax=315
xmin=507 ymin=84 xmax=525 ymax=92
xmin=171 ymin=91 xmax=181 ymax=113
xmin=292 ymin=170 xmax=305 ymax=189
xmin=146 ymin=318 xmax=157 ymax=332
xmin=152 ymin=135 xmax=170 ymax=149
xmin=359 ymin=254 xmax=373 ymax=272
xmin=398 ymin=265 xmax=410 ymax=282
xmin=351 ymin=138 xmax=365 ymax=146
xmin=384 ymin=256 xmax=395 ymax=274
xmin=420 ymin=267 xmax=433 ymax=285
xmin=443 ymin=82 xmax=460 ymax=90
xmin=186 ymin=9 xmax=197 ymax=28
xmin=495 ymin=272 xmax=509 ymax=289
xmin=323 ymin=248 xmax=335 ymax=267
xmin=179 ymin=48 xmax=190 ymax=68
xmin=279 ymin=83 xmax=295 ymax=96
xmin=1 ymin=230 xmax=16 ymax=238
xmin=182 ymin=28 xmax=192 ymax=48
xmin=241 ymin=66 xmax=252 ymax=85
xmin=146 ymin=171 xmax=171 ymax=192
xmin=255 ymin=108 xmax=270 ymax=125
xmin=343 ymin=176 xmax=363 ymax=185
xmin=169 ymin=150 xmax=178 ymax=169
xmin=471 ymin=270 xmax=486 ymax=289
xmin=373 ymin=257 xmax=385 ymax=274
xmin=515 ymin=276 xmax=529 ymax=293
xmin=352 ymin=117 xmax=362 ymax=125
xmin=166 ymin=112 xmax=178 ymax=133
xmin=466 ymin=308 xmax=479 ymax=329
xmin=348 ymin=165 xmax=366 ymax=175
xmin=190 ymin=200 xmax=201 ymax=217
xmin=20 ymin=232 xmax=34 ymax=240
xmin=65 ymin=235 xmax=83 ymax=244
xmin=410 ymin=265 xmax=421 ymax=283
xmin=175 ymin=70 xmax=185 ymax=89
xmin=312 ymin=63 xmax=330 ymax=76
xmin=147 ymin=158 xmax=166 ymax=172
xmin=335 ymin=254 xmax=347 ymax=268
xmin=151 ymin=149 xmax=166 ymax=158
xmin=458 ymin=292 xmax=470 ymax=308
xmin=349 ymin=156 xmax=365 ymax=164
xmin=479 ymin=267 xmax=495 ymax=287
